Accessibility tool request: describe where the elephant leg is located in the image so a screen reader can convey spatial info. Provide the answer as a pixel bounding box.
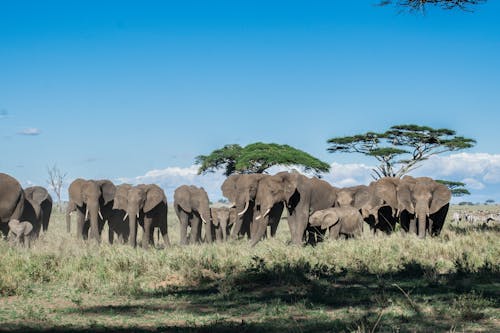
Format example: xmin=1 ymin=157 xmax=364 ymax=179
xmin=142 ymin=217 xmax=153 ymax=249
xmin=409 ymin=217 xmax=417 ymax=235
xmin=231 ymin=215 xmax=244 ymax=240
xmin=268 ymin=203 xmax=284 ymax=238
xmin=82 ymin=221 xmax=90 ymax=240
xmin=108 ymin=226 xmax=114 ymax=245
xmin=190 ymin=215 xmax=201 ymax=244
xmin=158 ymin=219 xmax=170 ymax=247
xmin=329 ymin=223 xmax=341 ymax=240
xmin=0 ymin=223 xmax=9 ymax=239
xmin=75 ymin=210 xmax=85 ymax=239
xmin=291 ymin=209 xmax=308 ymax=245
xmin=177 ymin=209 xmax=190 ymax=245
xmin=205 ymin=220 xmax=213 ymax=243
xmin=249 ymin=216 xmax=269 ymax=247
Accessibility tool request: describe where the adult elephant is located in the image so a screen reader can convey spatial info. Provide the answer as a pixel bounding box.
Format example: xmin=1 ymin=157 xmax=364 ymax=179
xmin=221 ymin=174 xmax=283 ymax=240
xmin=24 ymin=186 xmax=53 ymax=233
xmin=66 ymin=178 xmax=115 ymax=242
xmin=0 ymin=174 xmax=43 ymax=244
xmin=253 ymin=171 xmax=338 ymax=246
xmin=174 ymin=185 xmax=210 ymax=245
xmin=114 ymin=184 xmax=170 ymax=248
xmin=107 ymin=184 xmax=132 ymax=244
xmin=0 ymin=173 xmax=25 ymax=239
xmin=397 ymin=176 xmax=451 ymax=238
xmin=370 ymin=177 xmax=402 ymax=234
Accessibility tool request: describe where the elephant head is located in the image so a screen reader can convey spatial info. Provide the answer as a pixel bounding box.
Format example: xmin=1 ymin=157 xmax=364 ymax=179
xmin=67 ymin=178 xmax=116 ymax=241
xmin=397 ymin=176 xmax=451 ymax=238
xmin=210 ymin=207 xmax=232 ymax=242
xmin=175 ymin=185 xmax=210 ymax=224
xmin=254 ymin=171 xmax=298 ymax=220
xmin=123 ymin=184 xmax=167 ymax=247
xmin=8 ymin=219 xmax=33 ymax=246
xmin=24 ymin=186 xmax=53 ymax=232
xmin=309 ymin=209 xmax=340 ymax=230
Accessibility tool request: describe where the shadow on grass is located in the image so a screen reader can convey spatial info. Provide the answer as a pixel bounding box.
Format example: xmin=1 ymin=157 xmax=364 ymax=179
xmin=2 ymin=259 xmax=498 ymax=333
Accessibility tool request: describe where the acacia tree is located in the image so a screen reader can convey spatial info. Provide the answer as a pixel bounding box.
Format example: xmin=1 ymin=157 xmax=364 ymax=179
xmin=196 ymin=142 xmax=330 ymax=176
xmin=327 ymin=124 xmax=475 ymax=179
xmin=436 ymin=180 xmax=470 ymax=197
xmin=379 ymin=0 xmax=486 ymax=11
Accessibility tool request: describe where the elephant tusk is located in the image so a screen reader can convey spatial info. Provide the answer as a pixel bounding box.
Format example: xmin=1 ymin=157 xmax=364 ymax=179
xmin=201 ymin=216 xmax=207 ymax=224
xmin=137 ymin=212 xmax=140 ymax=218
xmin=123 ymin=213 xmax=129 ymax=221
xmin=98 ymin=210 xmax=103 ymax=220
xmin=238 ymin=200 xmax=250 ymax=216
xmin=257 ymin=208 xmax=271 ymax=221
xmin=85 ymin=209 xmax=89 ymax=220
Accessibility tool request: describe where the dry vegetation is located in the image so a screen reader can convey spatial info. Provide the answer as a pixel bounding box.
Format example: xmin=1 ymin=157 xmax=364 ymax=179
xmin=0 ymin=206 xmax=499 ymax=332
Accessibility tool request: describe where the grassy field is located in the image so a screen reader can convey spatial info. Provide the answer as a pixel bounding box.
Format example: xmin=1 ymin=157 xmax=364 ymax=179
xmin=0 ymin=206 xmax=499 ymax=332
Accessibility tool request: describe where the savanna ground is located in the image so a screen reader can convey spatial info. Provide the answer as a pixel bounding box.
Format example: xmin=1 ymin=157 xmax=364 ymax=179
xmin=0 ymin=205 xmax=499 ymax=332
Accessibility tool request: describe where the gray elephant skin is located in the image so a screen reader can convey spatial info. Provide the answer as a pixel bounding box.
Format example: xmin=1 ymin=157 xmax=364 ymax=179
xmin=221 ymin=174 xmax=284 ymax=241
xmin=66 ymin=178 xmax=116 ymax=242
xmin=209 ymin=206 xmax=236 ymax=242
xmin=113 ymin=184 xmax=170 ymax=248
xmin=253 ymin=171 xmax=339 ymax=246
xmin=309 ymin=206 xmax=364 ymax=239
xmin=174 ymin=185 xmax=211 ymax=245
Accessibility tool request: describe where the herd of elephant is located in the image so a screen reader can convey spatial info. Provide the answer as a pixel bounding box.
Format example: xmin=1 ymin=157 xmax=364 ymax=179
xmin=0 ymin=171 xmax=452 ymax=248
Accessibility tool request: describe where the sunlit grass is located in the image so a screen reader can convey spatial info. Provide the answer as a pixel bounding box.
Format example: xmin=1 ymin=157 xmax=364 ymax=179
xmin=0 ymin=205 xmax=498 ymax=332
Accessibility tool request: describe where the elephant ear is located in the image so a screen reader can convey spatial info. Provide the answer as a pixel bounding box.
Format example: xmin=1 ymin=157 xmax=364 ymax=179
xmin=374 ymin=178 xmax=399 ymax=209
xmin=144 ymin=185 xmax=166 ymax=213
xmin=322 ymin=210 xmax=340 ymax=230
xmin=98 ymin=180 xmax=116 ymax=205
xmin=175 ymin=186 xmax=192 ymax=213
xmin=69 ymin=178 xmax=86 ymax=207
xmin=221 ymin=175 xmax=238 ymax=203
xmin=352 ymin=186 xmax=371 ymax=209
xmin=280 ymin=172 xmax=299 ymax=202
xmin=397 ymin=182 xmax=415 ymax=214
xmin=25 ymin=198 xmax=41 ymax=220
xmin=430 ymin=182 xmax=452 ymax=215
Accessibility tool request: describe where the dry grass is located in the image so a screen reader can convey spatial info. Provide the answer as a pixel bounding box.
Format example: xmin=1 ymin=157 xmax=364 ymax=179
xmin=0 ymin=205 xmax=498 ymax=332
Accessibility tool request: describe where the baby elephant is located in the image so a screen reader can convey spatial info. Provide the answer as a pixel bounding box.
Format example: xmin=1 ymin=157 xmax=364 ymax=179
xmin=8 ymin=219 xmax=34 ymax=247
xmin=310 ymin=206 xmax=364 ymax=240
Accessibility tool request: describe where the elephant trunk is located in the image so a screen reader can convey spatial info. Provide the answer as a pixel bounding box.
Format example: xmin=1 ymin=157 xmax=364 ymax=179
xmin=87 ymin=202 xmax=100 ymax=242
xmin=220 ymin=217 xmax=228 ymax=242
xmin=250 ymin=214 xmax=268 ymax=247
xmin=126 ymin=206 xmax=139 ymax=247
xmin=415 ymin=203 xmax=429 ymax=238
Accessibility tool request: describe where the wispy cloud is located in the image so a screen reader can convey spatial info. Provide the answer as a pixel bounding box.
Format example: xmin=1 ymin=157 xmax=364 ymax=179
xmin=18 ymin=128 xmax=41 ymax=136
xmin=0 ymin=109 xmax=8 ymax=119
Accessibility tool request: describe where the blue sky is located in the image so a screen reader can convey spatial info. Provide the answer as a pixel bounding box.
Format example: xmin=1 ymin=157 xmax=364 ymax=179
xmin=1 ymin=1 xmax=500 ymax=202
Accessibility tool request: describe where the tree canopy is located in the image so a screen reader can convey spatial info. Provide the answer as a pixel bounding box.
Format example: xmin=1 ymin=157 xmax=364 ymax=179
xmin=327 ymin=124 xmax=475 ymax=179
xmin=378 ymin=0 xmax=486 ymax=11
xmin=436 ymin=180 xmax=471 ymax=197
xmin=196 ymin=142 xmax=331 ymax=176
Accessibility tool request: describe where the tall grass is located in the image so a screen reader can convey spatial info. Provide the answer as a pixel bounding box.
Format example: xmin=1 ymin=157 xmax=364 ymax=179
xmin=1 ymin=206 xmax=498 ymax=298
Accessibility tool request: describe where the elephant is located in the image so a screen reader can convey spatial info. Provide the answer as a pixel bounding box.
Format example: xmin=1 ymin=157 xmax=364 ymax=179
xmin=24 ymin=186 xmax=53 ymax=233
xmin=221 ymin=173 xmax=283 ymax=241
xmin=252 ymin=171 xmax=339 ymax=246
xmin=0 ymin=173 xmax=44 ymax=245
xmin=309 ymin=206 xmax=364 ymax=239
xmin=396 ymin=176 xmax=451 ymax=238
xmin=66 ymin=178 xmax=116 ymax=242
xmin=174 ymin=185 xmax=211 ymax=245
xmin=336 ymin=183 xmax=398 ymax=234
xmin=8 ymin=219 xmax=33 ymax=247
xmin=113 ymin=184 xmax=170 ymax=248
xmin=106 ymin=184 xmax=132 ymax=244
xmin=209 ymin=206 xmax=236 ymax=242
xmin=0 ymin=173 xmax=25 ymax=239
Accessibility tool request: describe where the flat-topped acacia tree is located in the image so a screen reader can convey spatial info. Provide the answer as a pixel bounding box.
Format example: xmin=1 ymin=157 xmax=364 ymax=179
xmin=327 ymin=124 xmax=476 ymax=179
xmin=196 ymin=142 xmax=330 ymax=176
xmin=378 ymin=0 xmax=486 ymax=11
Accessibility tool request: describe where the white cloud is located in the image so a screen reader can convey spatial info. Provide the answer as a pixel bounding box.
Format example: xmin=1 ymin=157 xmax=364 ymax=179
xmin=462 ymin=178 xmax=485 ymax=190
xmin=121 ymin=153 xmax=500 ymax=203
xmin=413 ymin=153 xmax=500 ymax=185
xmin=18 ymin=128 xmax=41 ymax=136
